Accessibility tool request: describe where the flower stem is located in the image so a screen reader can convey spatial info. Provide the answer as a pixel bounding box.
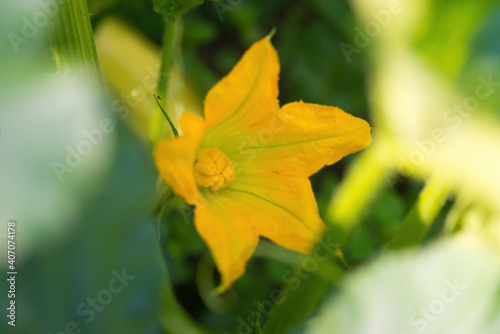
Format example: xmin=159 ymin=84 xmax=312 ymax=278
xmin=49 ymin=0 xmax=103 ymax=89
xmin=150 ymin=18 xmax=177 ymax=142
xmin=157 ymin=19 xmax=176 ymax=103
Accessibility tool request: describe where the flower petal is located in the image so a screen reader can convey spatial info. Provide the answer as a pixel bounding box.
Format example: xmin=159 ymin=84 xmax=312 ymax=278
xmin=196 ymin=171 xmax=324 ymax=291
xmin=225 ymin=172 xmax=325 ymax=253
xmin=194 ymin=199 xmax=259 ymax=291
xmin=153 ymin=112 xmax=206 ymax=205
xmin=203 ymin=38 xmax=280 ymax=139
xmin=230 ymin=101 xmax=372 ymax=177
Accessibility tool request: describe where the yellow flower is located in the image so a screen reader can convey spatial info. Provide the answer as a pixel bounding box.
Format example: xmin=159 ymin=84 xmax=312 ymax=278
xmin=154 ymin=37 xmax=371 ymax=291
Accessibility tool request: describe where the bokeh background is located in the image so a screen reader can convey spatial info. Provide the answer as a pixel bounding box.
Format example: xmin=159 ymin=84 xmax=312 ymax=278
xmin=1 ymin=0 xmax=500 ymax=333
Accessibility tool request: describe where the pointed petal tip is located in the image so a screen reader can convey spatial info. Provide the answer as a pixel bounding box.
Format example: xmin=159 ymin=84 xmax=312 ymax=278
xmin=265 ymin=27 xmax=277 ymax=40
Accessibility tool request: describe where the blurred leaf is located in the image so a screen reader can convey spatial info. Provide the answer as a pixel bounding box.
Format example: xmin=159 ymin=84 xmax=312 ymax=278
xmin=414 ymin=0 xmax=500 ymax=78
xmin=0 ymin=75 xmax=115 ymax=260
xmin=387 ymin=175 xmax=450 ymax=250
xmin=400 ymin=117 xmax=500 ymax=216
xmin=261 ymin=274 xmax=330 ymax=334
xmin=306 ymin=239 xmax=500 ymax=334
xmin=371 ymin=191 xmax=406 ymax=239
xmin=457 ymin=4 xmax=500 ymax=119
xmin=88 ymin=0 xmax=122 ymax=15
xmin=348 ymin=226 xmax=376 ymax=262
xmin=327 ymin=141 xmax=393 ymax=245
xmin=278 ymin=12 xmax=367 ymax=116
xmin=153 ymin=0 xmax=212 ymax=20
xmin=183 ymin=17 xmax=218 ymax=44
xmin=0 ymin=100 xmax=165 ymax=334
xmin=454 ymin=205 xmax=500 ymax=252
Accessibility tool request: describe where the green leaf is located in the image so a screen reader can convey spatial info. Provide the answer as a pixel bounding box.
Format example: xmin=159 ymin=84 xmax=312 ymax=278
xmin=386 ymin=175 xmax=450 ymax=250
xmin=261 ymin=274 xmax=329 ymax=334
xmin=49 ymin=0 xmax=104 ymax=90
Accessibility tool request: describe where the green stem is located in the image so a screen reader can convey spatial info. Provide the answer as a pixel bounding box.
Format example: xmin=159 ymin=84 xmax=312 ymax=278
xmin=153 ymin=15 xmax=210 ymax=334
xmin=261 ymin=230 xmax=345 ymax=334
xmin=386 ymin=174 xmax=450 ymax=250
xmin=253 ymin=240 xmax=344 ymax=284
xmin=150 ymin=19 xmax=178 ymax=142
xmin=49 ymin=0 xmax=103 ymax=89
xmin=157 ymin=19 xmax=176 ymax=103
xmin=158 ymin=278 xmax=217 ymax=334
xmin=326 ymin=140 xmax=392 ymax=246
xmin=254 ymin=303 xmax=264 ymax=333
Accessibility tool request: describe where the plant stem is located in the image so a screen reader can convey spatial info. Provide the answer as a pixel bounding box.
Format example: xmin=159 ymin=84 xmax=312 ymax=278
xmin=253 ymin=240 xmax=344 ymax=284
xmin=158 ymin=278 xmax=217 ymax=334
xmin=326 ymin=140 xmax=392 ymax=246
xmin=261 ymin=230 xmax=345 ymax=334
xmin=150 ymin=19 xmax=177 ymax=143
xmin=49 ymin=0 xmax=103 ymax=89
xmin=153 ymin=16 xmax=206 ymax=334
xmin=157 ymin=19 xmax=177 ymax=104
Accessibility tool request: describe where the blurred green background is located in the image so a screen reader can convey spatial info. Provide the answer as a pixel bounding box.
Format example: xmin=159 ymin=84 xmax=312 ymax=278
xmin=1 ymin=0 xmax=500 ymax=333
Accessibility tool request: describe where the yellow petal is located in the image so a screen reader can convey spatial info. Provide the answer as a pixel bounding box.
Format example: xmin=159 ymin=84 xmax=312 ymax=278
xmin=194 ymin=199 xmax=259 ymax=291
xmin=153 ymin=112 xmax=206 ymax=205
xmin=226 ymin=172 xmax=325 ymax=253
xmin=196 ymin=171 xmax=324 ymax=290
xmin=203 ymin=38 xmax=280 ymax=141
xmin=230 ymin=101 xmax=372 ymax=177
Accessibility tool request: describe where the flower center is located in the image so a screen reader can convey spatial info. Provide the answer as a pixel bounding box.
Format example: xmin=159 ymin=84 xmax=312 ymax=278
xmin=194 ymin=147 xmax=235 ymax=192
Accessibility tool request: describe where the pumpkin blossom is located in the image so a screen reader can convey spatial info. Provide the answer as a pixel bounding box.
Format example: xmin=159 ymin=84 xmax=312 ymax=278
xmin=154 ymin=37 xmax=371 ymax=291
